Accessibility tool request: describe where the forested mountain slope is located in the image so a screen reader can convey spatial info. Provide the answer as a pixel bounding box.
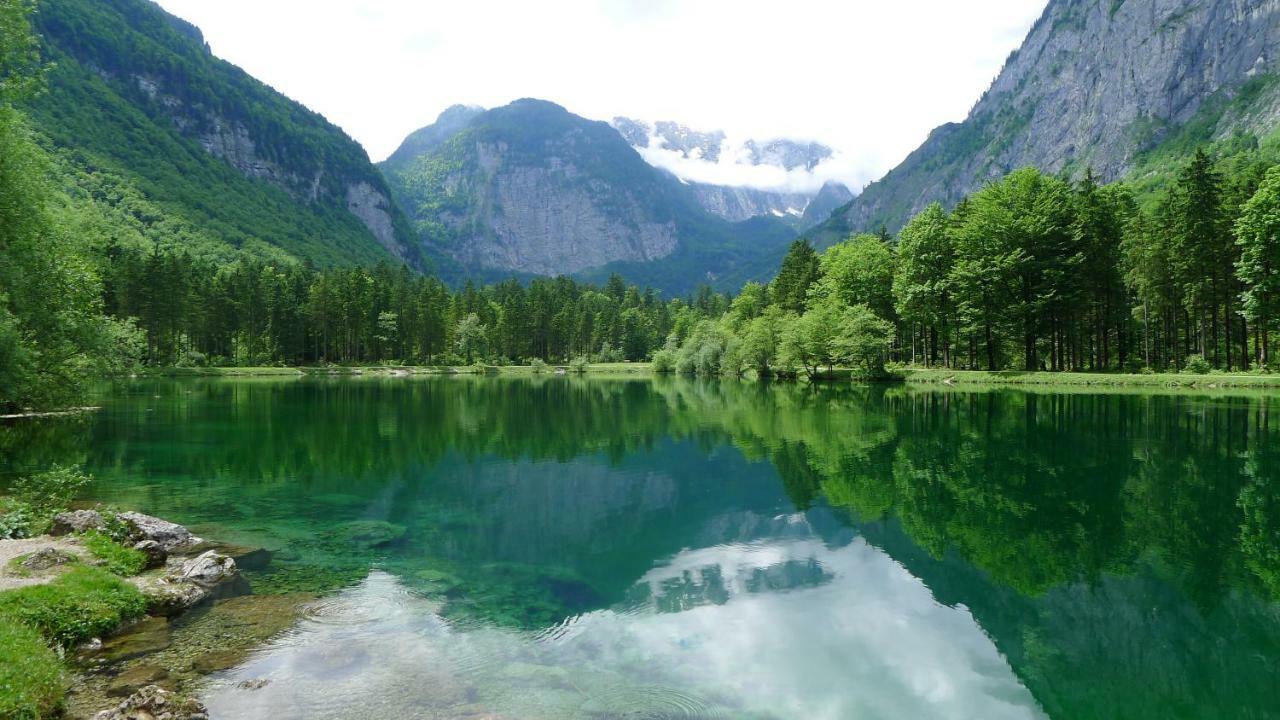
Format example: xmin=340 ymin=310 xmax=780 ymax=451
xmin=812 ymin=0 xmax=1280 ymax=244
xmin=381 ymin=99 xmax=796 ymax=293
xmin=24 ymin=0 xmax=418 ymax=266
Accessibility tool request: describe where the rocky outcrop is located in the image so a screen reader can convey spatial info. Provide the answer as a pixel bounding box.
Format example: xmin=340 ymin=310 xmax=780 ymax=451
xmin=346 ymin=182 xmax=406 ymax=261
xmin=828 ymin=0 xmax=1280 ymax=237
xmin=92 ymin=685 xmax=208 ymax=720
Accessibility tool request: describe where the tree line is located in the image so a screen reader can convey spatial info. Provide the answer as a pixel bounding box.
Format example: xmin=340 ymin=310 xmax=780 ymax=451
xmin=663 ymin=140 xmax=1280 ymax=376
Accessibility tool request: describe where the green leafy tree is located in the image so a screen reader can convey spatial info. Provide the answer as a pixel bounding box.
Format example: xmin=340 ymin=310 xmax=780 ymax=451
xmin=893 ymin=203 xmax=954 ymax=366
xmin=1236 ymin=166 xmax=1280 ymax=367
xmin=812 ymin=234 xmax=897 ymax=323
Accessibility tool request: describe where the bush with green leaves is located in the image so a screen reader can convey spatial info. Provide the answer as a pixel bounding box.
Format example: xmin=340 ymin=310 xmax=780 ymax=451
xmin=569 ymin=357 xmax=589 ymax=373
xmin=529 ymin=358 xmax=547 ymax=373
xmin=0 ymin=466 xmax=93 ymax=538
xmin=1183 ymin=354 xmax=1212 ymax=374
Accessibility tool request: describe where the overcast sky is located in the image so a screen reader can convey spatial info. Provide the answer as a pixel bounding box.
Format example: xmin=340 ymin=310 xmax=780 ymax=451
xmin=152 ymin=0 xmax=1046 ymax=193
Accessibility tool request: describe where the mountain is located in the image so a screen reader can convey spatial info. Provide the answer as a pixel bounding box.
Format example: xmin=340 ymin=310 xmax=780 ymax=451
xmin=611 ymin=117 xmax=851 ymax=225
xmin=816 ymin=0 xmax=1280 ymax=244
xmin=25 ymin=0 xmax=418 ymax=266
xmin=381 ymin=100 xmax=796 ymax=293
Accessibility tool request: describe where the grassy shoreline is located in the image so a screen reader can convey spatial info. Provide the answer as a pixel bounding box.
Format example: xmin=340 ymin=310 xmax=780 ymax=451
xmin=120 ymin=364 xmax=1280 ymax=392
xmin=130 ymin=362 xmax=654 ymax=378
xmin=899 ymin=368 xmax=1280 ymax=389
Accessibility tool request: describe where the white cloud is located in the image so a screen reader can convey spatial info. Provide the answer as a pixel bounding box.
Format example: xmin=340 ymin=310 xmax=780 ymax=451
xmin=152 ymin=0 xmax=1046 ymax=191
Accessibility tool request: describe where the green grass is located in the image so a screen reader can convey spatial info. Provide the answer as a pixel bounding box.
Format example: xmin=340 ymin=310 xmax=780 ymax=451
xmin=0 ymin=566 xmax=147 ymax=648
xmin=83 ymin=531 xmax=147 ymax=576
xmin=901 ymin=368 xmax=1280 ymax=390
xmin=0 ymin=623 xmax=64 ymax=720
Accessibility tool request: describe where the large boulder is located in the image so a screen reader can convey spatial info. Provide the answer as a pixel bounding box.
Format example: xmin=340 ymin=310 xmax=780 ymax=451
xmin=92 ymin=684 xmax=208 ymax=720
xmin=118 ymin=512 xmax=201 ymax=552
xmin=133 ymin=551 xmax=243 ymax=616
xmin=177 ymin=550 xmax=236 ymax=587
xmin=50 ymin=509 xmax=106 ymax=535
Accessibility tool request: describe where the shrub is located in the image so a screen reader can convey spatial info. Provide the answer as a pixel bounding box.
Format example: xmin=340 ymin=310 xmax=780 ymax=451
xmin=651 ymin=349 xmax=676 ymax=373
xmin=0 ymin=566 xmax=147 ymax=648
xmin=83 ymin=531 xmax=147 ymax=576
xmin=1182 ymin=354 xmax=1212 ymax=374
xmin=569 ymin=357 xmax=589 ymax=374
xmin=0 ymin=499 xmax=40 ymax=540
xmin=13 ymin=466 xmax=92 ymax=516
xmin=529 ymin=358 xmax=547 ymax=373
xmin=0 ymin=622 xmax=64 ymax=720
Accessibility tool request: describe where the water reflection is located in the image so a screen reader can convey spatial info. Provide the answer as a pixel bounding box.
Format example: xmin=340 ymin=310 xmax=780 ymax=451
xmin=3 ymin=377 xmax=1280 ymax=718
xmin=205 ymin=519 xmax=1043 ymax=720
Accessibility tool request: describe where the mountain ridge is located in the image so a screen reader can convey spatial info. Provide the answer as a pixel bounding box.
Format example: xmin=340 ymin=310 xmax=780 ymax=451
xmin=813 ymin=0 xmax=1280 ymax=244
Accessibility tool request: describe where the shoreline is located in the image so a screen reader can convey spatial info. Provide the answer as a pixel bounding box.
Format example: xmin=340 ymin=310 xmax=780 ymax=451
xmin=0 ymin=507 xmax=295 ymax=719
xmin=121 ymin=363 xmax=1280 ymax=392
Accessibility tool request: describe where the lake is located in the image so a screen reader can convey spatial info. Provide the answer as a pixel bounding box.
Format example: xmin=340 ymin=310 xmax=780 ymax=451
xmin=3 ymin=377 xmax=1279 ymax=719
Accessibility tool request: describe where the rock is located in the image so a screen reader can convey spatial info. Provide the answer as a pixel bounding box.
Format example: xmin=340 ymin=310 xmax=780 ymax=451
xmin=177 ymin=550 xmax=236 ymax=587
xmin=20 ymin=547 xmax=77 ymax=571
xmin=235 ymin=679 xmax=271 ymax=691
xmin=51 ymin=509 xmax=106 ymax=535
xmin=92 ymin=685 xmax=208 ymax=720
xmin=133 ymin=551 xmax=243 ymax=615
xmin=321 ymin=520 xmax=407 ymax=550
xmin=202 ymin=541 xmax=272 ymax=571
xmin=96 ymin=617 xmax=172 ymax=662
xmin=106 ymin=664 xmax=171 ymax=697
xmin=135 ymin=575 xmax=211 ymax=617
xmin=190 ymin=648 xmax=243 ymax=674
xmin=78 ymin=637 xmax=104 ymax=653
xmin=133 ymin=540 xmax=168 ymax=570
xmin=119 ymin=512 xmax=202 ymax=552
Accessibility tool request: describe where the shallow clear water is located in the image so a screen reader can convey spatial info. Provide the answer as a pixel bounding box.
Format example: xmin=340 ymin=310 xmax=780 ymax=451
xmin=4 ymin=377 xmax=1280 ymax=719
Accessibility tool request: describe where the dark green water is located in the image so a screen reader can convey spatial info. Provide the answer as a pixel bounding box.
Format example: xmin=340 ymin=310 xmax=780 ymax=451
xmin=4 ymin=377 xmax=1280 ymax=719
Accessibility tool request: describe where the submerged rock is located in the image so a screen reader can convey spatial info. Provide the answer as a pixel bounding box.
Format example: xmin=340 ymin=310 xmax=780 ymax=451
xmin=321 ymin=520 xmax=407 ymax=550
xmin=92 ymin=685 xmax=208 ymax=720
xmin=106 ymin=663 xmax=172 ymax=697
xmin=51 ymin=509 xmax=106 ymax=535
xmin=119 ymin=512 xmax=202 ymax=552
xmin=96 ymin=616 xmax=173 ymax=662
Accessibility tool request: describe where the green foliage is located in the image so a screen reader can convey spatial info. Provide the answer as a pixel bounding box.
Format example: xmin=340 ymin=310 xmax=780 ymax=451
xmin=12 ymin=466 xmax=91 ymax=516
xmin=812 ymin=233 xmax=897 ymax=322
xmin=0 ymin=621 xmax=64 ymax=720
xmin=22 ymin=0 xmax=413 ymax=269
xmin=1235 ymin=166 xmax=1280 ymax=363
xmin=771 ymin=240 xmax=821 ymax=313
xmin=0 ymin=566 xmax=146 ymax=648
xmin=82 ymin=530 xmax=146 ymax=575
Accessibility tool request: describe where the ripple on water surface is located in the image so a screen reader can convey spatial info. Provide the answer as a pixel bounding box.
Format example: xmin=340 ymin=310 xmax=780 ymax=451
xmin=578 ymin=685 xmax=731 ymax=719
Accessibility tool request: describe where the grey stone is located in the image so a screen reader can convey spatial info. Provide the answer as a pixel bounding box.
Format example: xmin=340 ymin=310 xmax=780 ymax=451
xmin=132 ymin=540 xmax=168 ymax=569
xmin=91 ymin=685 xmax=207 ymax=720
xmin=19 ymin=547 xmax=77 ymax=571
xmin=50 ymin=509 xmax=105 ymax=535
xmin=118 ymin=512 xmax=201 ymax=552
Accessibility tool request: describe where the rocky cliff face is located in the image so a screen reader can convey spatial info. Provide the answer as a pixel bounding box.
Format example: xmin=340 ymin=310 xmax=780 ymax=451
xmin=382 ymin=100 xmax=797 ymax=291
xmin=825 ymin=0 xmax=1280 ymax=239
xmin=687 ymin=183 xmax=812 ymax=223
